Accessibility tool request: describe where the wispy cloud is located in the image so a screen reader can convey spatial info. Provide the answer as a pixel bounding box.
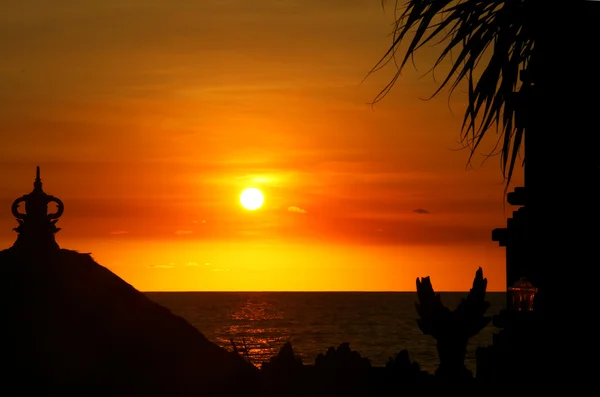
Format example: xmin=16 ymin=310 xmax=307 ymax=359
xmin=186 ymin=262 xmax=200 ymax=266
xmin=412 ymin=208 xmax=431 ymax=214
xmin=175 ymin=230 xmax=194 ymax=235
xmin=109 ymin=230 xmax=129 ymax=235
xmin=148 ymin=262 xmax=175 ymax=269
xmin=288 ymin=206 xmax=307 ymax=214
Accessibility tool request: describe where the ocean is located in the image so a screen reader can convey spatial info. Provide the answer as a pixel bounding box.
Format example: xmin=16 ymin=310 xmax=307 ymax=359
xmin=145 ymin=292 xmax=506 ymax=374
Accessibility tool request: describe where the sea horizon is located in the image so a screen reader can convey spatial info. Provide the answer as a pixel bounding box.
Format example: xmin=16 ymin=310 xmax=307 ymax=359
xmin=146 ymin=291 xmax=506 ymax=372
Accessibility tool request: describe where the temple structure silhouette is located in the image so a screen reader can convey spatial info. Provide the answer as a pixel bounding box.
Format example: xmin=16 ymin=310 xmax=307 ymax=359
xmin=491 ymin=186 xmax=537 ymax=311
xmin=476 ymin=184 xmax=540 ymax=382
xmin=11 ymin=166 xmax=64 ymax=252
xmin=475 ymin=70 xmax=542 ymax=383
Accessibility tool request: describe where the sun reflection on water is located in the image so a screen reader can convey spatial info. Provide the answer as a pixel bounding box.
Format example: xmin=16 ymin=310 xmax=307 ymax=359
xmin=216 ymin=297 xmax=291 ymax=365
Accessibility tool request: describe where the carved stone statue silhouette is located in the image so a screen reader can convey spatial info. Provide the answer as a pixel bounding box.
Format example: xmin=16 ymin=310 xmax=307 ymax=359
xmin=415 ymin=267 xmax=491 ymax=380
xmin=11 ymin=166 xmax=64 ymax=251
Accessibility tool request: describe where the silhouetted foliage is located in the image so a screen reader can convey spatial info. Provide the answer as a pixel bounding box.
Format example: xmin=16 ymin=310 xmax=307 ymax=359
xmin=369 ymin=0 xmax=536 ymax=187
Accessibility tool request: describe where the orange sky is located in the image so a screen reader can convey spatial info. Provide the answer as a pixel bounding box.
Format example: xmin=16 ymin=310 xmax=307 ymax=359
xmin=0 ymin=0 xmax=523 ymax=291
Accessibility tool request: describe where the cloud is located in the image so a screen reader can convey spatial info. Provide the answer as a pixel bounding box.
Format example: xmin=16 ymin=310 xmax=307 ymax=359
xmin=186 ymin=262 xmax=200 ymax=266
xmin=288 ymin=206 xmax=307 ymax=214
xmin=204 ymin=262 xmax=211 ymax=266
xmin=212 ymin=268 xmax=224 ymax=272
xmin=412 ymin=208 xmax=431 ymax=214
xmin=175 ymin=230 xmax=194 ymax=235
xmin=109 ymin=230 xmax=129 ymax=235
xmin=148 ymin=263 xmax=175 ymax=269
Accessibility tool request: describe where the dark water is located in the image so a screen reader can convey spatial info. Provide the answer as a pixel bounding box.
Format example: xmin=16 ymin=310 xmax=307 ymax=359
xmin=145 ymin=292 xmax=505 ymax=373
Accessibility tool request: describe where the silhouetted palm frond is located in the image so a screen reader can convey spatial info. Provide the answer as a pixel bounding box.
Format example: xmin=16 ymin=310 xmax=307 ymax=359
xmin=370 ymin=0 xmax=534 ymax=187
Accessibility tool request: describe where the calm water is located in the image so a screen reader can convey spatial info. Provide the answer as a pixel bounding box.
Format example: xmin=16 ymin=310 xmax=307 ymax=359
xmin=145 ymin=292 xmax=505 ymax=373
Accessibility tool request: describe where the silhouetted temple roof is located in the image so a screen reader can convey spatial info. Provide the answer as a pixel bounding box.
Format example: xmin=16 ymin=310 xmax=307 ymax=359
xmin=10 ymin=166 xmax=64 ymax=252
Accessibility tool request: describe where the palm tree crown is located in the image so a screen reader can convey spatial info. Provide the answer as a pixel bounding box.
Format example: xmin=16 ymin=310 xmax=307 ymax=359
xmin=370 ymin=0 xmax=536 ymax=186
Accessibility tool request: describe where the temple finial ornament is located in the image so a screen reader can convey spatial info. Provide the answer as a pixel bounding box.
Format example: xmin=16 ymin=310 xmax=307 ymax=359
xmin=11 ymin=166 xmax=64 ymax=251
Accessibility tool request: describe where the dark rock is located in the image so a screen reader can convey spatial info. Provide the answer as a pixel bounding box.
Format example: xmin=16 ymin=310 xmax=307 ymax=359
xmin=261 ymin=342 xmax=306 ymax=396
xmin=313 ymin=343 xmax=371 ymax=396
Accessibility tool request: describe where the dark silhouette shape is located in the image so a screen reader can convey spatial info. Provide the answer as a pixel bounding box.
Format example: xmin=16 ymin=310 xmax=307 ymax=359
xmin=11 ymin=166 xmax=64 ymax=251
xmin=314 ymin=342 xmax=371 ymax=372
xmin=1 ymin=169 xmax=260 ymax=396
xmin=261 ymin=342 xmax=306 ymax=396
xmin=476 ymin=298 xmax=543 ymax=386
xmin=260 ymin=343 xmax=436 ymax=396
xmin=262 ymin=342 xmax=303 ymax=372
xmin=314 ymin=343 xmax=372 ymax=396
xmin=415 ymin=267 xmax=491 ymax=380
xmin=491 ymin=186 xmax=539 ymax=309
xmin=384 ymin=349 xmax=430 ymax=386
xmin=412 ymin=208 xmax=430 ymax=214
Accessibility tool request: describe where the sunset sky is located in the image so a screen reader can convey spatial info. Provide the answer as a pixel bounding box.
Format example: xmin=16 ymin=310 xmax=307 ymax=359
xmin=0 ymin=0 xmax=523 ymax=291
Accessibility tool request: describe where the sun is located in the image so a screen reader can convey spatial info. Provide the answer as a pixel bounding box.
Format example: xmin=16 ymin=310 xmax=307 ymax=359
xmin=240 ymin=188 xmax=264 ymax=210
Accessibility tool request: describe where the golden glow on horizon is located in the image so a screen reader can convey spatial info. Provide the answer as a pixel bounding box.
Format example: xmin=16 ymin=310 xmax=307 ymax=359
xmin=0 ymin=0 xmax=525 ymax=292
xmin=40 ymin=239 xmax=506 ymax=292
xmin=240 ymin=188 xmax=264 ymax=210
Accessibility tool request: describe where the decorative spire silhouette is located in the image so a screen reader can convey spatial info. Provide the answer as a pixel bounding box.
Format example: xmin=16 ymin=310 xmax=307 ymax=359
xmin=11 ymin=166 xmax=64 ymax=251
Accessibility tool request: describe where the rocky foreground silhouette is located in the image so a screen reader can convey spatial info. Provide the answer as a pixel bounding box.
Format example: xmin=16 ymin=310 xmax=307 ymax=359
xmin=0 ymin=247 xmax=261 ymax=395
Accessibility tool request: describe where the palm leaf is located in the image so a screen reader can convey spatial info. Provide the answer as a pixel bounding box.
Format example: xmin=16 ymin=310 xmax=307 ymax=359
xmin=369 ymin=0 xmax=534 ymax=188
